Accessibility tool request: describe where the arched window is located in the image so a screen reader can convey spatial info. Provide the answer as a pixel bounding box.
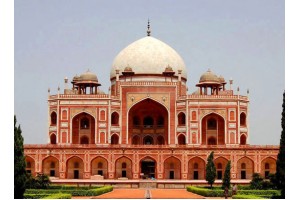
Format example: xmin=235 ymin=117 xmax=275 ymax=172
xmin=133 ymin=116 xmax=140 ymax=126
xmin=217 ymin=163 xmax=222 ymax=169
xmin=111 ymin=134 xmax=119 ymax=144
xmin=194 ymin=163 xmax=199 ymax=169
xmin=240 ymin=113 xmax=246 ymax=126
xmin=240 ymin=134 xmax=247 ymax=145
xmin=178 ymin=134 xmax=186 ymax=145
xmin=50 ymin=134 xmax=56 ymax=144
xmin=170 ymin=163 xmax=174 ymax=169
xmin=207 ymin=118 xmax=217 ymax=130
xmin=98 ymin=162 xmax=103 ymax=168
xmin=80 ymin=117 xmax=89 ymax=129
xmin=157 ymin=116 xmax=164 ymax=126
xmin=74 ymin=162 xmax=79 ymax=168
xmin=144 ymin=136 xmax=154 ymax=145
xmin=111 ymin=112 xmax=119 ymax=125
xmin=241 ymin=163 xmax=246 ymax=169
xmin=143 ymin=116 xmax=154 ymax=127
xmin=51 ymin=112 xmax=57 ymax=125
xmin=178 ymin=112 xmax=186 ymax=126
xmin=208 ymin=137 xmax=217 ymax=145
xmin=50 ymin=162 xmax=55 ymax=168
xmin=265 ymin=163 xmax=270 ymax=178
xmin=122 ymin=162 xmax=127 ymax=168
xmin=80 ymin=136 xmax=89 ymax=144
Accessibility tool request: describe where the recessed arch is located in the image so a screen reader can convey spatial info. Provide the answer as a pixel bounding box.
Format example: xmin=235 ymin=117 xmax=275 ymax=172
xmin=50 ymin=133 xmax=56 ymax=144
xmin=214 ymin=156 xmax=229 ymax=180
xmin=71 ymin=112 xmax=95 ymax=144
xmin=237 ymin=156 xmax=254 ymax=179
xmin=25 ymin=156 xmax=35 ymax=175
xmin=261 ymin=157 xmax=276 ymax=179
xmin=177 ymin=134 xmax=186 ymax=145
xmin=115 ymin=156 xmax=132 ymax=179
xmin=201 ymin=112 xmax=225 ymax=145
xmin=91 ymin=156 xmax=108 ymax=178
xmin=66 ymin=156 xmax=84 ymax=179
xmin=111 ymin=133 xmax=119 ymax=144
xmin=50 ymin=111 xmax=57 ymax=125
xmin=140 ymin=156 xmax=157 ymax=179
xmin=188 ymin=157 xmax=205 ymax=180
xmin=178 ymin=112 xmax=186 ymax=126
xmin=111 ymin=111 xmax=119 ymax=126
xmin=164 ymin=156 xmax=181 ymax=179
xmin=42 ymin=156 xmax=59 ymax=177
xmin=128 ymin=98 xmax=169 ymax=145
xmin=240 ymin=134 xmax=247 ymax=145
xmin=143 ymin=135 xmax=154 ymax=145
xmin=132 ymin=135 xmax=140 ymax=145
xmin=240 ymin=112 xmax=247 ymax=126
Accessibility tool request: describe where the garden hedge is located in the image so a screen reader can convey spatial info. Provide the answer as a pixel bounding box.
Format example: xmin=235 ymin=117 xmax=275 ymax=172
xmin=232 ymin=194 xmax=264 ymax=199
xmin=187 ymin=186 xmax=232 ymax=197
xmin=237 ymin=189 xmax=280 ymax=196
xmin=24 ymin=193 xmax=50 ymax=199
xmin=43 ymin=193 xmax=72 ymax=199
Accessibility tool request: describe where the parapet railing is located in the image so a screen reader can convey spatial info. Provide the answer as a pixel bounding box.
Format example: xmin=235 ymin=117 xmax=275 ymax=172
xmin=24 ymin=144 xmax=279 ymax=149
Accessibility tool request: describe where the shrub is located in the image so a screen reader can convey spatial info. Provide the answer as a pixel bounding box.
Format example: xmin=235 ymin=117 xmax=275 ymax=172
xmin=232 ymin=194 xmax=264 ymax=199
xmin=26 ymin=173 xmax=51 ymax=189
xmin=237 ymin=185 xmax=251 ymax=190
xmin=250 ymin=173 xmax=264 ymax=189
xmin=24 ymin=193 xmax=50 ymax=199
xmin=43 ymin=193 xmax=72 ymax=199
xmin=187 ymin=186 xmax=232 ymax=197
xmin=237 ymin=190 xmax=280 ymax=196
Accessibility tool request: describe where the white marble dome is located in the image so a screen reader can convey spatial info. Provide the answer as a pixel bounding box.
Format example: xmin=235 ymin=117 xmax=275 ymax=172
xmin=111 ymin=36 xmax=187 ymax=79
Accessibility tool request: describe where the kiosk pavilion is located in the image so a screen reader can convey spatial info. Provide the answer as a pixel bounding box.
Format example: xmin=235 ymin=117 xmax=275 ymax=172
xmin=24 ymin=24 xmax=279 ymax=186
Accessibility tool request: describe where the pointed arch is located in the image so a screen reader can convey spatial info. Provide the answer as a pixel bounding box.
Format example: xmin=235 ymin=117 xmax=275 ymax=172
xmin=164 ymin=156 xmax=181 ymax=179
xmin=140 ymin=156 xmax=157 ymax=179
xmin=178 ymin=112 xmax=186 ymax=126
xmin=71 ymin=112 xmax=95 ymax=144
xmin=240 ymin=134 xmax=247 ymax=145
xmin=201 ymin=112 xmax=225 ymax=145
xmin=177 ymin=134 xmax=186 ymax=145
xmin=25 ymin=156 xmax=35 ymax=175
xmin=91 ymin=156 xmax=108 ymax=178
xmin=66 ymin=156 xmax=84 ymax=179
xmin=111 ymin=133 xmax=119 ymax=144
xmin=115 ymin=156 xmax=132 ymax=179
xmin=237 ymin=156 xmax=254 ymax=179
xmin=111 ymin=111 xmax=119 ymax=126
xmin=261 ymin=157 xmax=276 ymax=179
xmin=240 ymin=112 xmax=247 ymax=126
xmin=50 ymin=111 xmax=57 ymax=125
xmin=214 ymin=156 xmax=229 ymax=180
xmin=188 ymin=157 xmax=205 ymax=180
xmin=42 ymin=156 xmax=59 ymax=177
xmin=50 ymin=133 xmax=56 ymax=144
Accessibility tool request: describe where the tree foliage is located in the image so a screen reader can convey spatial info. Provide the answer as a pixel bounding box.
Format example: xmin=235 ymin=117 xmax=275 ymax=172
xmin=275 ymin=91 xmax=285 ymax=198
xmin=14 ymin=115 xmax=27 ymax=199
xmin=250 ymin=173 xmax=264 ymax=190
xmin=222 ymin=160 xmax=231 ymax=189
xmin=206 ymin=151 xmax=216 ymax=189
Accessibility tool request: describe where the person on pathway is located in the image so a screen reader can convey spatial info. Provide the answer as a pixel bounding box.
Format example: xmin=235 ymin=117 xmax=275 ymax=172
xmin=232 ymin=184 xmax=237 ymax=195
xmin=224 ymin=186 xmax=229 ymax=199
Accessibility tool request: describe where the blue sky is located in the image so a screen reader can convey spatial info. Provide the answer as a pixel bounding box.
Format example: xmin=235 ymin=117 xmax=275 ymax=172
xmin=14 ymin=0 xmax=284 ymax=144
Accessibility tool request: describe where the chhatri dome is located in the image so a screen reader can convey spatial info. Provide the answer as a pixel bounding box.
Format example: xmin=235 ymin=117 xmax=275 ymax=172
xmin=110 ymin=21 xmax=187 ymax=80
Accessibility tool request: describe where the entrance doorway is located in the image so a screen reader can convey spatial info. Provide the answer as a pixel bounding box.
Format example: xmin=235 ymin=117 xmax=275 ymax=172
xmin=74 ymin=170 xmax=79 ymax=179
xmin=141 ymin=159 xmax=156 ymax=179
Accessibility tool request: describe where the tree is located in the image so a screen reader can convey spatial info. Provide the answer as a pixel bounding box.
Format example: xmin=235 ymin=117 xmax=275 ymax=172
xmin=14 ymin=115 xmax=27 ymax=199
xmin=250 ymin=173 xmax=263 ymax=189
xmin=206 ymin=151 xmax=216 ymax=189
xmin=275 ymin=91 xmax=285 ymax=198
xmin=222 ymin=160 xmax=231 ymax=190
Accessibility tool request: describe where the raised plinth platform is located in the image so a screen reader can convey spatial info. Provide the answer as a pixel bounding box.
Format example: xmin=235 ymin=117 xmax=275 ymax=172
xmin=50 ymin=179 xmax=251 ymax=189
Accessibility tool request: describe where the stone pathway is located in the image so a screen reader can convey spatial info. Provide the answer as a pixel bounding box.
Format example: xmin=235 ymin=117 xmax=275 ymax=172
xmin=88 ymin=188 xmax=205 ymax=199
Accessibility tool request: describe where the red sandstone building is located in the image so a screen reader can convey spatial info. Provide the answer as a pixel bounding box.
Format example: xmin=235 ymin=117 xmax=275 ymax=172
xmin=24 ymin=25 xmax=279 ymax=184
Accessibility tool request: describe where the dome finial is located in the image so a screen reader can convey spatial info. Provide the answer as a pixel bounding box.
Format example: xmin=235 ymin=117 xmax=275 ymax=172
xmin=147 ymin=19 xmax=151 ymax=36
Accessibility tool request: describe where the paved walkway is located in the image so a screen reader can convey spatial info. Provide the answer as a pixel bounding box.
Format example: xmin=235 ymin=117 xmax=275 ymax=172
xmin=86 ymin=188 xmax=205 ymax=199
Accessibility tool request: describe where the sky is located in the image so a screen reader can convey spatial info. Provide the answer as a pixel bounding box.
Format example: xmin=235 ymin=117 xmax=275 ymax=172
xmin=14 ymin=0 xmax=285 ymax=145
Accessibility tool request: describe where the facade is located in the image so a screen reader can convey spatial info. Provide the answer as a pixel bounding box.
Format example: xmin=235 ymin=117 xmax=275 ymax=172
xmin=24 ymin=25 xmax=279 ymax=182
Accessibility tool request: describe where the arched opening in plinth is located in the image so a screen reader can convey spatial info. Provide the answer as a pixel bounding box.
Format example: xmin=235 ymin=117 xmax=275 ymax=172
xmin=237 ymin=157 xmax=254 ymax=179
xmin=261 ymin=157 xmax=276 ymax=179
xmin=140 ymin=157 xmax=156 ymax=179
xmin=115 ymin=156 xmax=132 ymax=179
xmin=201 ymin=113 xmax=225 ymax=145
xmin=128 ymin=98 xmax=168 ymax=145
xmin=25 ymin=156 xmax=35 ymax=175
xmin=42 ymin=156 xmax=59 ymax=177
xmin=164 ymin=157 xmax=181 ymax=179
xmin=66 ymin=156 xmax=84 ymax=179
xmin=188 ymin=157 xmax=205 ymax=180
xmin=72 ymin=112 xmax=95 ymax=144
xmin=91 ymin=156 xmax=108 ymax=179
xmin=214 ymin=157 xmax=228 ymax=180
